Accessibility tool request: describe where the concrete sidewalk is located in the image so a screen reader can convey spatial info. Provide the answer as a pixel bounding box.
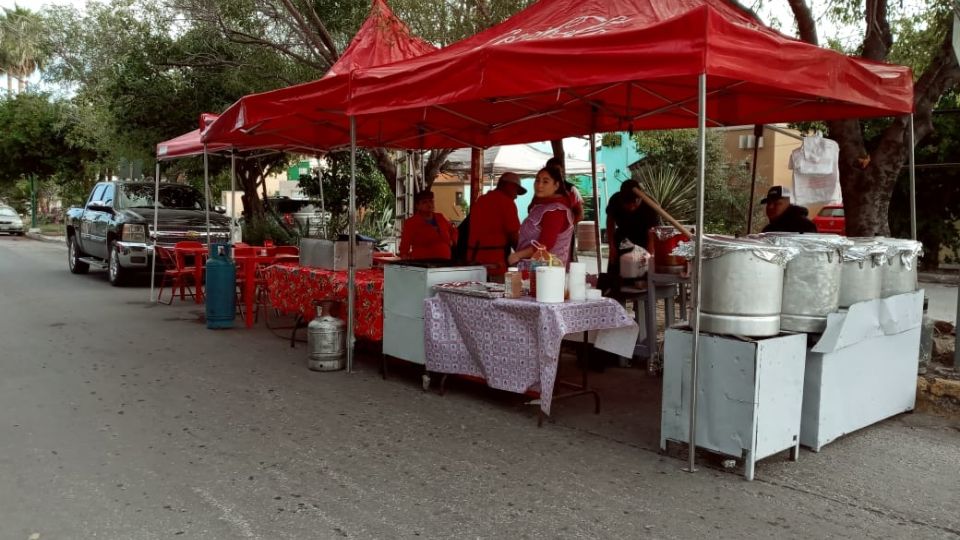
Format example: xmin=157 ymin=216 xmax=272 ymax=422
xmin=25 ymin=231 xmax=65 ymax=244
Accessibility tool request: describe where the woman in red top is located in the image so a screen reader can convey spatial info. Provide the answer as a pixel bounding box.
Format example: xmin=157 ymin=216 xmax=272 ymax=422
xmin=399 ymin=191 xmax=457 ymax=260
xmin=508 ymin=167 xmax=575 ymax=266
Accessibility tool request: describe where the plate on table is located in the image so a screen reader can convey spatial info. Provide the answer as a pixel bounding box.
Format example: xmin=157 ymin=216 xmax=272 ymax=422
xmin=434 ymin=281 xmax=505 ymax=299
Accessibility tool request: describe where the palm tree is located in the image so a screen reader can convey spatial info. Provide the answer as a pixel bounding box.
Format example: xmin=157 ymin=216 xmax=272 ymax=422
xmin=1 ymin=7 xmax=46 ymax=93
xmin=0 ymin=10 xmax=12 ymax=96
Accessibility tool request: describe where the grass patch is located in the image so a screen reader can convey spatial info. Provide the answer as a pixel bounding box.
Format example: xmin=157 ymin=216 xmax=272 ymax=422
xmin=39 ymin=222 xmax=64 ymax=235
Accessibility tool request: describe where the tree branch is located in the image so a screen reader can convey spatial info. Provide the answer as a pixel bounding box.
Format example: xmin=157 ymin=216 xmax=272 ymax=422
xmin=276 ymin=0 xmax=337 ymax=66
xmin=299 ymin=0 xmax=342 ymax=63
xmin=911 ymin=15 xmax=960 ymax=142
xmin=220 ymin=22 xmax=327 ymax=72
xmin=786 ymin=0 xmax=818 ymax=45
xmin=473 ymin=0 xmax=492 ymax=27
xmin=862 ymin=0 xmax=893 ymax=61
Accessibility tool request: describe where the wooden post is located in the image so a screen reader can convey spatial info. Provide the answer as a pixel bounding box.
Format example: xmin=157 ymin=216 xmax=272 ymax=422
xmin=631 ymin=187 xmax=693 ymax=239
xmin=470 ymin=148 xmax=483 ymax=205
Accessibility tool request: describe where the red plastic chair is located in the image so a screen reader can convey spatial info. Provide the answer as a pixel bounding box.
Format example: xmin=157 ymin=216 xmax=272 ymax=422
xmin=156 ymin=245 xmax=196 ymax=304
xmin=174 ymin=241 xmax=206 ymax=301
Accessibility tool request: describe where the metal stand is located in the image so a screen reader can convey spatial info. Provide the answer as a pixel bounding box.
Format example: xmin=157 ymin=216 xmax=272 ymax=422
xmin=536 ymin=332 xmax=600 ymax=427
xmin=611 ymin=269 xmax=689 ymax=369
xmin=434 ymin=332 xmax=601 ymax=427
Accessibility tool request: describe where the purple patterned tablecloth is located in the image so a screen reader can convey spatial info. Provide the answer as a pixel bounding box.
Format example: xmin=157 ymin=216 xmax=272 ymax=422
xmin=424 ymin=293 xmax=638 ymax=415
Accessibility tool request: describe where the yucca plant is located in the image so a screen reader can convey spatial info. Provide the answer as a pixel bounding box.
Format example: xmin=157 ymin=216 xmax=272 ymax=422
xmin=632 ymin=165 xmax=696 ymax=223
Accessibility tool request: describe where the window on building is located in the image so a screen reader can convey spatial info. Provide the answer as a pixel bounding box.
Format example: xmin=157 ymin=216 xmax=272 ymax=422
xmin=738 ymin=135 xmax=764 ymax=149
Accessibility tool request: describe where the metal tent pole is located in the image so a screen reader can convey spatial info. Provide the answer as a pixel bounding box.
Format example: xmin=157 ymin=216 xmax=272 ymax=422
xmin=589 ymin=132 xmax=603 ymax=270
xmin=908 ymin=115 xmax=917 ymax=241
xmin=347 ymin=117 xmax=357 ymax=373
xmin=150 ymin=161 xmax=160 ymax=302
xmin=317 ymin=154 xmax=327 ymax=238
xmin=746 ymin=124 xmax=763 ymax=235
xmin=686 ymin=73 xmax=708 ymax=474
xmin=203 ymin=145 xmax=211 ymax=250
xmin=230 ymin=151 xmax=237 ymax=243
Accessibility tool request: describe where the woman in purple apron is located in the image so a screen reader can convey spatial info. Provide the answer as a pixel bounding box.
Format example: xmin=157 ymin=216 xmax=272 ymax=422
xmin=508 ymin=166 xmax=575 ymax=266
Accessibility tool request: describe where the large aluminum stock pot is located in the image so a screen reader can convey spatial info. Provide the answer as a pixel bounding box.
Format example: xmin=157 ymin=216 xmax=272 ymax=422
xmin=838 ymin=238 xmax=887 ymax=308
xmin=874 ymin=237 xmax=923 ymax=297
xmin=673 ymin=236 xmax=799 ymax=337
xmin=755 ymin=233 xmax=851 ymax=333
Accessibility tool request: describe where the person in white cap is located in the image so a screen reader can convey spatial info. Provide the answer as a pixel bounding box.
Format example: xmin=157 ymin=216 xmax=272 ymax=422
xmin=761 ymin=185 xmax=817 ymax=233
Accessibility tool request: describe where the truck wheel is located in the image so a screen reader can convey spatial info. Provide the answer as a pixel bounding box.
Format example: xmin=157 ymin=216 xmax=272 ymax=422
xmin=68 ymin=235 xmax=89 ymax=274
xmin=108 ymin=240 xmax=127 ymax=286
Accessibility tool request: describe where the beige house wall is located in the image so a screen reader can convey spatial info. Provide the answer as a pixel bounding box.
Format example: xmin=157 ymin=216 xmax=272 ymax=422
xmin=720 ymin=126 xmax=828 ymax=216
xmin=432 ymin=177 xmax=469 ymax=223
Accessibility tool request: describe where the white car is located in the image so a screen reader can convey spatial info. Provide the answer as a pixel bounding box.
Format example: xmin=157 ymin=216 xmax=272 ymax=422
xmin=0 ymin=207 xmax=25 ymax=235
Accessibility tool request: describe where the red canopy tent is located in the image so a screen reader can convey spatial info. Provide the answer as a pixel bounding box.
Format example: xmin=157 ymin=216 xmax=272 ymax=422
xmin=175 ymin=0 xmax=436 ymax=368
xmin=201 ymin=0 xmax=436 ymax=148
xmin=156 ymin=114 xmax=330 ymax=160
xmin=335 ymin=0 xmax=912 ymax=149
xmin=270 ymin=0 xmax=912 ymax=469
xmin=156 ymin=126 xmax=229 ymax=161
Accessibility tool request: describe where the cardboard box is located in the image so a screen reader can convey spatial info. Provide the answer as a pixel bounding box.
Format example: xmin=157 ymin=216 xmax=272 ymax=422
xmin=300 ymin=238 xmax=373 ymax=271
xmin=801 ymin=290 xmax=923 ymax=451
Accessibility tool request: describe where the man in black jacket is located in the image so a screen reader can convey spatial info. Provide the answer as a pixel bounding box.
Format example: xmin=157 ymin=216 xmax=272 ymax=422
xmin=761 ymin=186 xmax=818 ymax=233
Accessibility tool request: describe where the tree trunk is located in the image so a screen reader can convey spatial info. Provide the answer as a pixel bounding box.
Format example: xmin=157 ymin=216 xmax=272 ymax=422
xmin=235 ymin=159 xmax=266 ymax=223
xmin=370 ymin=147 xmax=399 ymax=194
xmin=785 ymin=0 xmax=960 ymax=238
xmin=550 ymin=139 xmax=565 ymax=169
xmin=424 ymin=149 xmax=453 ymax=190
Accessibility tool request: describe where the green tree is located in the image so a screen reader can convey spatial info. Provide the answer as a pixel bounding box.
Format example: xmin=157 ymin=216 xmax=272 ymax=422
xmin=890 ymin=92 xmax=960 ymax=268
xmin=297 ymin=149 xmax=390 ymax=238
xmin=0 ymin=6 xmax=46 ymax=94
xmin=778 ymin=0 xmax=960 ymax=236
xmin=631 ymin=129 xmax=761 ymax=234
xmin=42 ymin=0 xmax=303 ymax=212
xmin=168 ymin=0 xmax=533 ymax=192
xmin=0 ymin=92 xmax=100 ymax=184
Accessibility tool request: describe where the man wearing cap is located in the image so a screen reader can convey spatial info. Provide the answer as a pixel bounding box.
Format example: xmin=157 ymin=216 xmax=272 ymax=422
xmin=399 ymin=190 xmax=458 ymax=260
xmin=761 ymin=185 xmax=817 ymax=233
xmin=466 ymin=172 xmax=525 ymax=277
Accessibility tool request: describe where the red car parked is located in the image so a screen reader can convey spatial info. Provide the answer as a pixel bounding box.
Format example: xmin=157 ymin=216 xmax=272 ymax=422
xmin=813 ymin=204 xmax=845 ymax=235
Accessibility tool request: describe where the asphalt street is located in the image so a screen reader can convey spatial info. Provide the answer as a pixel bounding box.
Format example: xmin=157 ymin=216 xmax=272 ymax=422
xmin=1 ymin=234 xmax=958 ymax=539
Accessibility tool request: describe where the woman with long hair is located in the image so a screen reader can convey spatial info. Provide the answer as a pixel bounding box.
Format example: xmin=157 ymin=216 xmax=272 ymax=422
xmin=507 ymin=166 xmax=575 ymax=266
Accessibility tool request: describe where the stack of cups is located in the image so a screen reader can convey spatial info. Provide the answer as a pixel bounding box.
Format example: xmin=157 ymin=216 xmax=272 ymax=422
xmin=568 ymin=262 xmax=587 ymax=301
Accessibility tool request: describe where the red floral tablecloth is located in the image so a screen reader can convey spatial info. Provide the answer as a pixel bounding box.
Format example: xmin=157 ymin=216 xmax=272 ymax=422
xmin=264 ymin=263 xmax=384 ymax=341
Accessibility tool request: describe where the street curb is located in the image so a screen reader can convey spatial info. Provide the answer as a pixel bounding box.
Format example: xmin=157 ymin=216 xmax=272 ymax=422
xmin=916 ymin=376 xmax=960 ymax=418
xmin=919 ymin=272 xmax=959 ymax=286
xmin=26 ymin=232 xmax=66 ymax=245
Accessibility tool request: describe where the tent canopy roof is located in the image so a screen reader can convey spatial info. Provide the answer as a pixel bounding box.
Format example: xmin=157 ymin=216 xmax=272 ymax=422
xmin=155 ymin=115 xmax=326 ymax=160
xmin=156 ymin=125 xmax=229 ymax=161
xmin=302 ymin=0 xmax=912 ymax=150
xmin=201 ymin=0 xmax=435 ymax=149
xmin=445 ymin=144 xmax=603 ymax=176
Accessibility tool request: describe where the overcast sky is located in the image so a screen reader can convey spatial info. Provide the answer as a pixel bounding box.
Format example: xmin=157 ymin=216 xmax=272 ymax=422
xmin=0 ymin=0 xmax=84 ymax=11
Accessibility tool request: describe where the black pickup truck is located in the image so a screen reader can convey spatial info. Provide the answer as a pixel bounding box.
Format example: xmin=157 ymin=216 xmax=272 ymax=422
xmin=65 ymin=181 xmax=231 ymax=285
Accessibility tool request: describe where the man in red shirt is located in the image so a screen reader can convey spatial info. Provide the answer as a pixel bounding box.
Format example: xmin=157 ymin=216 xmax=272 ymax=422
xmin=399 ymin=191 xmax=457 ymax=260
xmin=467 ymin=172 xmax=525 ymax=277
